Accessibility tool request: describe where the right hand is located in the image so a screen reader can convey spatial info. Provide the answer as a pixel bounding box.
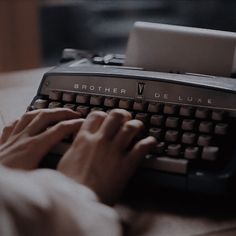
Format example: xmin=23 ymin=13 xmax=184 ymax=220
xmin=58 ymin=109 xmax=157 ymax=205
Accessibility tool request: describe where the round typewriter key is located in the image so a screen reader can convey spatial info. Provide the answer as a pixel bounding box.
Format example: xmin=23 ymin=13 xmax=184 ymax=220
xmin=182 ymin=119 xmax=195 ymax=131
xmin=147 ymin=102 xmax=162 ymax=113
xmin=197 ymin=134 xmax=212 ymax=146
xmin=180 ymin=106 xmax=194 ymax=117
xmin=118 ymin=99 xmax=133 ymax=109
xmin=167 ymin=144 xmax=181 ymax=157
xmin=33 ymin=99 xmax=48 ymax=109
xmin=182 ymin=132 xmax=196 ymax=145
xmin=163 ymin=104 xmax=179 ymax=115
xmin=150 ymin=115 xmax=164 ymax=126
xmin=133 ymin=101 xmax=147 ymax=111
xmin=165 ymin=117 xmax=179 ymax=128
xmin=202 ymin=146 xmax=219 ymax=161
xmin=62 ymin=93 xmax=75 ymax=102
xmin=199 ymin=121 xmax=213 ymax=133
xmin=214 ymin=123 xmax=228 ymax=135
xmin=49 ymin=90 xmax=62 ymax=101
xmin=184 ymin=147 xmax=199 ymax=159
xmin=76 ymin=94 xmax=90 ymax=104
xmin=165 ymin=130 xmax=179 ymax=142
xmin=135 ymin=113 xmax=149 ymax=124
xmin=195 ymin=108 xmax=209 ymax=119
xmin=149 ymin=127 xmax=162 ymax=139
xmin=48 ymin=101 xmax=62 ymax=109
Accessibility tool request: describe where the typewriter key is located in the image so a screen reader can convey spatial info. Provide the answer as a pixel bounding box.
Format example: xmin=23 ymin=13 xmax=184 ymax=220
xmin=152 ymin=142 xmax=166 ymax=154
xmin=199 ymin=121 xmax=213 ymax=133
xmin=202 ymin=146 xmax=219 ymax=161
xmin=118 ymin=99 xmax=133 ymax=110
xmin=182 ymin=119 xmax=195 ymax=131
xmin=90 ymin=96 xmax=104 ymax=106
xmin=165 ymin=117 xmax=179 ymax=128
xmin=133 ymin=101 xmax=147 ymax=111
xmin=76 ymin=94 xmax=90 ymax=104
xmin=49 ymin=90 xmax=62 ymax=101
xmin=63 ymin=104 xmax=76 ymax=110
xmin=165 ymin=130 xmax=179 ymax=142
xmin=167 ymin=144 xmax=182 ymax=157
xmin=197 ymin=135 xmax=212 ymax=146
xmin=48 ymin=101 xmax=61 ymax=108
xmin=104 ymin=97 xmax=118 ymax=107
xmin=163 ymin=104 xmax=178 ymax=115
xmin=212 ymin=110 xmax=225 ymax=121
xmin=147 ymin=102 xmax=162 ymax=113
xmin=214 ymin=123 xmax=228 ymax=135
xmin=195 ymin=108 xmax=209 ymax=119
xmin=33 ymin=99 xmax=48 ymax=109
xmin=62 ymin=93 xmax=75 ymax=102
xmin=149 ymin=127 xmax=162 ymax=139
xmin=135 ymin=113 xmax=149 ymax=124
xmin=182 ymin=132 xmax=196 ymax=145
xmin=150 ymin=115 xmax=164 ymax=126
xmin=76 ymin=105 xmax=90 ymax=117
xmin=184 ymin=147 xmax=199 ymax=159
xmin=180 ymin=106 xmax=194 ymax=117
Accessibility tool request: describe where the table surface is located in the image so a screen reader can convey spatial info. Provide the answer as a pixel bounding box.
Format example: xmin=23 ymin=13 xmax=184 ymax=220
xmin=1 ymin=68 xmax=236 ymax=236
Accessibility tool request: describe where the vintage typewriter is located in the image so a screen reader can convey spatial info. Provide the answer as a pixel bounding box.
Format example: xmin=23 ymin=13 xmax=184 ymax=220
xmin=29 ymin=22 xmax=236 ymax=194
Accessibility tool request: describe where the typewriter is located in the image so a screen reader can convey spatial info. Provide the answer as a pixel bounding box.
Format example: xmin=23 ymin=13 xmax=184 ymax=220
xmin=29 ymin=22 xmax=236 ymax=194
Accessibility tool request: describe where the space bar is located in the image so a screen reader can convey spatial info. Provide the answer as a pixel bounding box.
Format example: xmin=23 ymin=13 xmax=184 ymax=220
xmin=142 ymin=157 xmax=188 ymax=174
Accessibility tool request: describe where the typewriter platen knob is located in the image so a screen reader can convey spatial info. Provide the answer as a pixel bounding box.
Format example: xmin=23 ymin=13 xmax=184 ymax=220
xmin=60 ymin=48 xmax=79 ymax=63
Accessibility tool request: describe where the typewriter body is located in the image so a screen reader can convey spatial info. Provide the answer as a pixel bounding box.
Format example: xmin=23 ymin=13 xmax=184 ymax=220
xmin=29 ymin=23 xmax=236 ymax=194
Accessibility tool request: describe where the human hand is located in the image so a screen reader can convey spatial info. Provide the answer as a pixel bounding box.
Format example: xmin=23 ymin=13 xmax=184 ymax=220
xmin=58 ymin=109 xmax=157 ymax=205
xmin=0 ymin=108 xmax=83 ymax=170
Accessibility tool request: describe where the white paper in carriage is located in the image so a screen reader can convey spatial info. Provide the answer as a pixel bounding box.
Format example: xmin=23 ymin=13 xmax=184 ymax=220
xmin=125 ymin=22 xmax=236 ymax=78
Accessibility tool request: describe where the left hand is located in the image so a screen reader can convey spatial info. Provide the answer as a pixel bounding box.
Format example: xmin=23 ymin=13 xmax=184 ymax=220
xmin=0 ymin=108 xmax=83 ymax=170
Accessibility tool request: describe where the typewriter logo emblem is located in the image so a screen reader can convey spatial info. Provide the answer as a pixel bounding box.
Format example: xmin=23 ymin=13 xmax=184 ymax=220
xmin=137 ymin=82 xmax=145 ymax=96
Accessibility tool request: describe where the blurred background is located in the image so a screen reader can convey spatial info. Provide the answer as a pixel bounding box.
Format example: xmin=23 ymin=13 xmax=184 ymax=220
xmin=0 ymin=0 xmax=236 ymax=72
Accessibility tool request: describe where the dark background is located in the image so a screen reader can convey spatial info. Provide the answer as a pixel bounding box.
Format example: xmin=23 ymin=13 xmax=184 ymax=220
xmin=39 ymin=0 xmax=236 ymax=65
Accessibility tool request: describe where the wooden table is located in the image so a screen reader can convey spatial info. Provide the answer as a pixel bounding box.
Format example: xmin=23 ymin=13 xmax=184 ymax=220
xmin=1 ymin=68 xmax=236 ymax=236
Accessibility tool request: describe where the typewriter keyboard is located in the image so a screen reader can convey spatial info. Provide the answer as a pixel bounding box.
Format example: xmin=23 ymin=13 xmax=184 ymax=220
xmin=31 ymin=91 xmax=236 ymax=175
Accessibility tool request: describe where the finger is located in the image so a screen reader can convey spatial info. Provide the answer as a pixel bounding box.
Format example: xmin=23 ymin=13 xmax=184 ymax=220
xmin=28 ymin=119 xmax=85 ymax=167
xmin=128 ymin=136 xmax=157 ymax=165
xmin=0 ymin=120 xmax=19 ymax=144
xmin=24 ymin=108 xmax=81 ymax=136
xmin=98 ymin=109 xmax=131 ymax=139
xmin=11 ymin=109 xmax=45 ymax=135
xmin=113 ymin=119 xmax=144 ymax=150
xmin=79 ymin=111 xmax=107 ymax=133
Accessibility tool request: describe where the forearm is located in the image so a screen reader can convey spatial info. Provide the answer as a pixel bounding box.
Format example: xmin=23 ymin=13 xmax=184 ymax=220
xmin=0 ymin=166 xmax=122 ymax=236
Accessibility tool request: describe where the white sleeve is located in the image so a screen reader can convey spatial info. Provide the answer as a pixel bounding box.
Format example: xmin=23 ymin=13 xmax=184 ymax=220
xmin=0 ymin=166 xmax=122 ymax=236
